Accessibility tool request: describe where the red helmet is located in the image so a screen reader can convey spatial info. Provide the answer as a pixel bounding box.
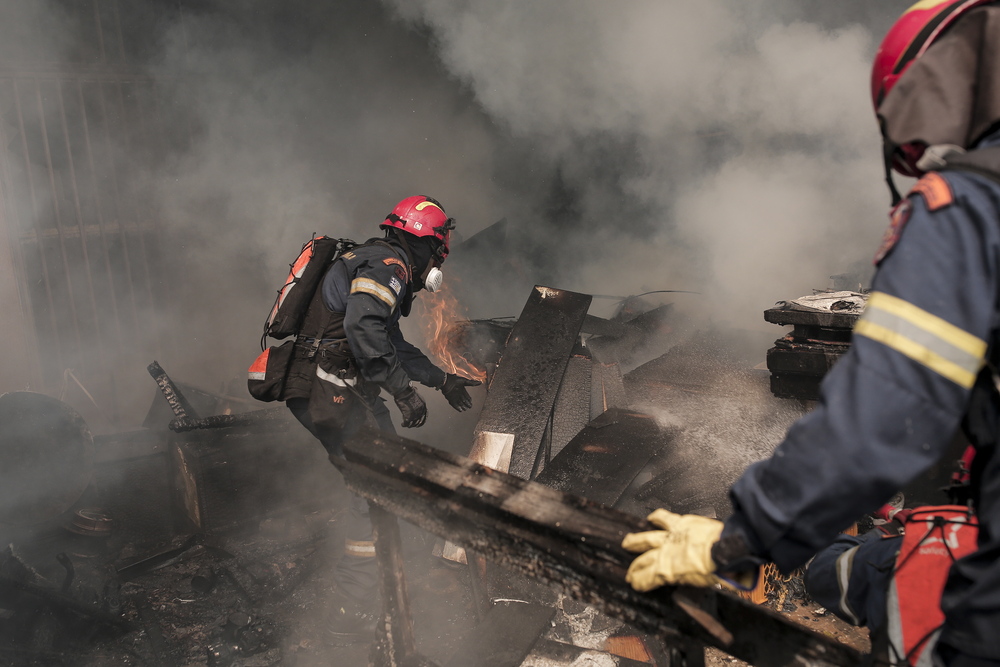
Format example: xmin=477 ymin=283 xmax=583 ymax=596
xmin=871 ymin=0 xmax=996 ymax=177
xmin=380 ymin=195 xmax=455 ymax=258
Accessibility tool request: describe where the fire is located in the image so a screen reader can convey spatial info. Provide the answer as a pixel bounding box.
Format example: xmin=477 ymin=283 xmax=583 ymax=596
xmin=417 ymin=281 xmax=487 ymax=382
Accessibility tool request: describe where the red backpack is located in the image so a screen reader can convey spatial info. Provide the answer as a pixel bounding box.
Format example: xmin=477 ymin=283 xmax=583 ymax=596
xmin=885 ymin=506 xmax=979 ymax=667
xmin=262 ymin=236 xmax=355 ymax=343
xmin=248 ymin=236 xmax=355 ymax=402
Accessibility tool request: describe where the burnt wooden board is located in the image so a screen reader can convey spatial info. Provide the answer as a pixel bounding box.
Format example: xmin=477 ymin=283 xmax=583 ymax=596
xmin=530 ymin=639 xmax=653 ymax=667
xmin=768 ymin=373 xmax=822 ymax=402
xmin=766 ymin=346 xmax=847 ymax=376
xmin=441 ymin=602 xmax=555 ymax=667
xmin=763 ymin=307 xmax=859 ymax=329
xmin=475 ymin=286 xmax=592 ymax=479
xmin=549 ymin=350 xmax=593 ymax=462
xmin=337 ymin=428 xmax=862 ymax=667
xmin=535 ymin=409 xmax=670 ymax=508
xmin=590 ymin=361 xmax=627 ymax=419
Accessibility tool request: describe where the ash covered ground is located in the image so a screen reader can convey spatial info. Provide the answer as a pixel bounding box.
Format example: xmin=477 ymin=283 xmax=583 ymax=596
xmin=0 ymin=321 xmax=873 ymax=666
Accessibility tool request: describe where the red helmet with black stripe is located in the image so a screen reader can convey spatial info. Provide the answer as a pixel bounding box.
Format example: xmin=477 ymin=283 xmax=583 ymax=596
xmin=380 ymin=195 xmax=455 ymax=258
xmin=872 ymin=0 xmax=997 ymax=177
xmin=872 ymin=0 xmax=995 ymax=110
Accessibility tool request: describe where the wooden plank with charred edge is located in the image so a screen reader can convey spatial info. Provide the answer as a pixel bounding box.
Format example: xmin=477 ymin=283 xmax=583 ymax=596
xmin=475 ymin=286 xmax=592 ymax=479
xmin=548 ymin=350 xmax=593 ymax=464
xmin=535 ymin=409 xmax=669 ymax=508
xmin=531 ymin=639 xmax=654 ymax=667
xmin=466 ymin=551 xmax=490 ymax=621
xmin=763 ymin=307 xmax=859 ymax=330
xmin=343 ymin=433 xmax=630 ymax=547
xmin=337 ymin=429 xmax=862 ymax=667
xmin=441 ymin=602 xmax=555 ymax=667
xmin=370 ymin=505 xmax=420 ymax=666
xmin=147 ymin=361 xmax=199 ymax=419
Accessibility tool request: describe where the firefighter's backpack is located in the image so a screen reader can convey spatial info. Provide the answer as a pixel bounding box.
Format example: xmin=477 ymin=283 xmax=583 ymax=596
xmin=883 ymin=505 xmax=979 ymax=667
xmin=247 ymin=236 xmax=355 ymax=402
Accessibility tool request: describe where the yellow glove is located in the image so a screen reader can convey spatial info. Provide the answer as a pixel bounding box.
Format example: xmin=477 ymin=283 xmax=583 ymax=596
xmin=622 ymin=509 xmax=723 ymax=591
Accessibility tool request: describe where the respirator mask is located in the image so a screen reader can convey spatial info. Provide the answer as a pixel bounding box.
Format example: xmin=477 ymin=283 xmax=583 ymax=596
xmin=424 ymin=266 xmax=443 ymax=293
xmin=421 ymin=238 xmax=447 ymax=293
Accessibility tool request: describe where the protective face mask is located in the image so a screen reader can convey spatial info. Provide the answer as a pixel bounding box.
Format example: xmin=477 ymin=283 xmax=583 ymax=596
xmin=424 ymin=266 xmax=444 ymax=293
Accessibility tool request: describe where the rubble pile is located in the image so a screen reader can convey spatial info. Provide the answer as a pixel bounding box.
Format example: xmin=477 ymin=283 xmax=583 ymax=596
xmin=0 ymin=285 xmax=879 ymax=666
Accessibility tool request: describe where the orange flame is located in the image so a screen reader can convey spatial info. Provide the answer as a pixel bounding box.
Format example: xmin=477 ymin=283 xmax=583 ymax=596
xmin=417 ymin=281 xmax=487 ymax=382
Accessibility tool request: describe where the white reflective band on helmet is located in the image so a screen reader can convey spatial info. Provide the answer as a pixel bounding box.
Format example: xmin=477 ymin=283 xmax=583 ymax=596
xmin=854 ymin=292 xmax=986 ymax=389
xmin=351 ymin=277 xmax=397 ymax=308
xmin=425 ymin=266 xmax=443 ymax=293
xmin=316 ymin=365 xmax=357 ymax=387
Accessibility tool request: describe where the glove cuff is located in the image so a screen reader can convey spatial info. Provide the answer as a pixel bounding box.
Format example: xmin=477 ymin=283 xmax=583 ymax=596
xmin=711 ymin=533 xmax=765 ymax=574
xmin=393 ymin=384 xmax=414 ymax=399
xmin=383 ymin=365 xmax=413 ymax=397
xmin=426 ymin=367 xmax=447 ymax=390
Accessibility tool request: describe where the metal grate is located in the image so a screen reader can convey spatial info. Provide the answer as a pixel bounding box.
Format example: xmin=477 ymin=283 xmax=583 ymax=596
xmin=0 ymin=0 xmax=189 ymax=425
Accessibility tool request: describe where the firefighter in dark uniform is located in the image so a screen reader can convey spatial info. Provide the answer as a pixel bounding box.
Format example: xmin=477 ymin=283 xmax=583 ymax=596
xmin=620 ymin=3 xmax=1000 ymax=665
xmin=283 ymin=195 xmax=480 ymax=635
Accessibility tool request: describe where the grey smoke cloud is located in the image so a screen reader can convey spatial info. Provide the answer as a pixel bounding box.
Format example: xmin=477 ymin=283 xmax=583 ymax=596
xmin=383 ymin=0 xmax=912 ymax=326
xmin=140 ymin=1 xmax=915 ymax=348
xmin=0 ymin=0 xmax=916 ymax=425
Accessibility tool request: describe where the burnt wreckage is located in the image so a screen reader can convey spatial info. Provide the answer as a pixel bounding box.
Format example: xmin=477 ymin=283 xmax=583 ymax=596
xmin=0 ymin=284 xmax=885 ymax=666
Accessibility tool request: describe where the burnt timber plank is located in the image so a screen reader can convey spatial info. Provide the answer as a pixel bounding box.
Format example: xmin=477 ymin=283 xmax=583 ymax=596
xmin=147 ymin=361 xmax=199 ymax=419
xmin=590 ymin=361 xmax=627 ymax=419
xmin=766 ymin=346 xmax=846 ymax=376
xmin=370 ymin=505 xmax=420 ymax=666
xmin=167 ymin=407 xmax=291 ymax=433
xmin=535 ymin=409 xmax=669 ymax=508
xmin=475 ymin=285 xmax=592 ymax=479
xmin=530 ymin=639 xmax=653 ymax=667
xmin=337 ymin=428 xmax=861 ymax=667
xmin=441 ymin=602 xmax=555 ymax=667
xmin=768 ymin=373 xmax=822 ymax=402
xmin=763 ymin=307 xmax=859 ymax=329
xmin=549 ymin=349 xmax=593 ymax=462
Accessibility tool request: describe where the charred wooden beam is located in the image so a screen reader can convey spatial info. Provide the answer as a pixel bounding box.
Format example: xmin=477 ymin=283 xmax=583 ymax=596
xmin=337 ymin=429 xmax=862 ymax=667
xmin=116 ymin=535 xmax=211 ymax=581
xmin=547 ymin=348 xmax=593 ymax=465
xmin=532 ymin=638 xmax=656 ymax=667
xmin=442 ymin=602 xmax=555 ymax=667
xmin=466 ymin=551 xmax=490 ymax=622
xmin=147 ymin=361 xmax=199 ymax=420
xmin=0 ymin=574 xmax=132 ymax=632
xmin=167 ymin=407 xmax=289 ymax=433
xmin=370 ymin=505 xmax=419 ymax=666
xmin=473 ymin=286 xmax=592 ymax=480
xmin=535 ymin=409 xmax=670 ymax=508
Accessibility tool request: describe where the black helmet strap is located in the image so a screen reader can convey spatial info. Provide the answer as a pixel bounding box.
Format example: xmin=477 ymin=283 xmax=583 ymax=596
xmin=880 ymin=117 xmax=904 ymax=207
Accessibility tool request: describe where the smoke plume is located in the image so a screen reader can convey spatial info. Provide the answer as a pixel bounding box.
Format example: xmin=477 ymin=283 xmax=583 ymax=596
xmin=381 ymin=0 xmax=911 ymax=328
xmin=0 ymin=0 xmax=913 ymax=426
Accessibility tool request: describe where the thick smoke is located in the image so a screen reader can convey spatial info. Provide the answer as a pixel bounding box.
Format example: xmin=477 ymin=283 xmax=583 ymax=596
xmin=0 ymin=0 xmax=913 ymax=425
xmin=383 ymin=0 xmax=911 ymax=326
xmin=140 ymin=1 xmax=508 ymax=399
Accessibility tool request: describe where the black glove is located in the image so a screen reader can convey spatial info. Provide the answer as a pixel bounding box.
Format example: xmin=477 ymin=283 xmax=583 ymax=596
xmin=440 ymin=374 xmax=482 ymax=412
xmin=393 ymin=386 xmax=427 ymax=428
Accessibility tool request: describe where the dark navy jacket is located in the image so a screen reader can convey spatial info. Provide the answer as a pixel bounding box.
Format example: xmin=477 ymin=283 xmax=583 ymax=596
xmin=722 ymin=138 xmax=1000 ymax=657
xmin=322 ymin=239 xmax=445 ymax=396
